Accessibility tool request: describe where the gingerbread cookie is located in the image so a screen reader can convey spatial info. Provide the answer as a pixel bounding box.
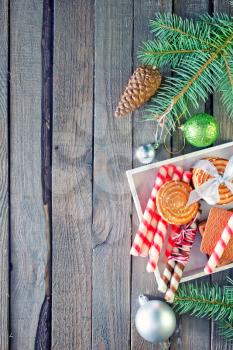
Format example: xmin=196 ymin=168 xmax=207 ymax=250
xmin=192 ymin=157 xmax=233 ymax=205
xmin=156 ymin=180 xmax=200 ymax=225
xmin=200 ymin=208 xmax=233 ymax=266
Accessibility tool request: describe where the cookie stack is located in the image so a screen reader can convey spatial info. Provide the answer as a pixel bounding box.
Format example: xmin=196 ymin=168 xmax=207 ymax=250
xmin=192 ymin=157 xmax=233 ymax=205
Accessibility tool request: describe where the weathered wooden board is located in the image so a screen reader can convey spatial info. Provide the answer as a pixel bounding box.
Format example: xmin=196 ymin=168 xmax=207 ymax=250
xmin=211 ymin=2 xmax=233 ymax=350
xmin=35 ymin=1 xmax=53 ymax=348
xmin=131 ymin=1 xmax=172 ymax=349
xmin=52 ymin=0 xmax=93 ymax=349
xmin=0 ymin=0 xmax=9 ymax=349
xmin=92 ymin=0 xmax=133 ymax=349
xmin=170 ymin=1 xmax=211 ymax=349
xmin=10 ymin=1 xmax=47 ymax=349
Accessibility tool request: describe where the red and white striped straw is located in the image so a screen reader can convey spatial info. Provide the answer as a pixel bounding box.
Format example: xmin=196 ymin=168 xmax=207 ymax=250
xmin=139 ymin=166 xmax=175 ymax=256
xmin=158 ymin=225 xmax=180 ymax=292
xmin=182 ymin=170 xmax=192 ymax=184
xmin=140 ymin=212 xmax=160 ymax=257
xmin=204 ymin=214 xmax=233 ymax=274
xmin=130 ymin=165 xmax=170 ymax=256
xmin=147 ymin=166 xmax=184 ymax=272
xmin=146 ymin=217 xmax=169 ymax=272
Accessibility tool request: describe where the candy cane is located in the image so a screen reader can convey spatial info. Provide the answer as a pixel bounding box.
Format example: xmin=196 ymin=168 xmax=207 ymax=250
xmin=130 ymin=166 xmax=170 ymax=256
xmin=147 ymin=166 xmax=184 ymax=272
xmin=204 ymin=214 xmax=233 ymax=274
xmin=158 ymin=170 xmax=191 ymax=291
xmin=165 ymin=225 xmax=180 ymax=258
xmin=165 ymin=214 xmax=199 ymax=303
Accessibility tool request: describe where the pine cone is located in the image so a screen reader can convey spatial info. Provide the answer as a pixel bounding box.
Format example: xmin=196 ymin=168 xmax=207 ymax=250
xmin=115 ymin=65 xmax=162 ymax=117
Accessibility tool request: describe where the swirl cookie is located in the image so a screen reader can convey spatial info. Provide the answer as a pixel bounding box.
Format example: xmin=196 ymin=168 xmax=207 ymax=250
xmin=156 ymin=180 xmax=199 ymax=225
xmin=192 ymin=157 xmax=233 ymax=205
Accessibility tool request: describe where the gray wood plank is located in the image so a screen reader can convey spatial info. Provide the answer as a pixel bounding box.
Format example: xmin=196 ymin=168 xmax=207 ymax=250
xmin=10 ymin=1 xmax=47 ymax=349
xmin=131 ymin=1 xmax=172 ymax=349
xmin=0 ymin=0 xmax=9 ymax=349
xmin=170 ymin=1 xmax=211 ymax=349
xmin=92 ymin=0 xmax=133 ymax=349
xmin=52 ymin=0 xmax=93 ymax=349
xmin=34 ymin=2 xmax=53 ymax=348
xmin=211 ymin=2 xmax=233 ymax=350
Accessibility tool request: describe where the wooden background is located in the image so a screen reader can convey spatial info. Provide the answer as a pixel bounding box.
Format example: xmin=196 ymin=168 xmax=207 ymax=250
xmin=0 ymin=0 xmax=233 ymax=349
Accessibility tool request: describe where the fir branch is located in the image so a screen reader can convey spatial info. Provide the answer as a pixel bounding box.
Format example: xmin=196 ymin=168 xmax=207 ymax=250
xmin=198 ymin=15 xmax=233 ymax=48
xmin=139 ymin=16 xmax=233 ymax=129
xmin=173 ymin=278 xmax=233 ymax=340
xmin=138 ymin=39 xmax=210 ymax=67
xmin=146 ymin=52 xmax=222 ymax=128
xmin=200 ymin=13 xmax=233 ymax=27
xmin=173 ymin=282 xmax=233 ymax=322
xmin=217 ymin=51 xmax=233 ymax=117
xmin=149 ymin=13 xmax=214 ymax=48
xmin=223 ymin=56 xmax=233 ymax=87
xmin=218 ymin=321 xmax=233 ymax=340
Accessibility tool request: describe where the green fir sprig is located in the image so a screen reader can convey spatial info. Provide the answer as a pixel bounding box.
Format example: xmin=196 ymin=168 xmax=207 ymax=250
xmin=172 ymin=277 xmax=233 ymax=340
xmin=138 ymin=10 xmax=233 ymax=131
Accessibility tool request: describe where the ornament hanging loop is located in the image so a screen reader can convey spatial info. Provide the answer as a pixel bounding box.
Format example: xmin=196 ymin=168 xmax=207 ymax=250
xmin=163 ymin=129 xmax=186 ymax=155
xmin=138 ymin=294 xmax=149 ymax=306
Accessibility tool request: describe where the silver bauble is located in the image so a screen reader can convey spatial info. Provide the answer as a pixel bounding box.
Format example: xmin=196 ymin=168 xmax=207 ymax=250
xmin=135 ymin=295 xmax=176 ymax=344
xmin=135 ymin=143 xmax=159 ymax=164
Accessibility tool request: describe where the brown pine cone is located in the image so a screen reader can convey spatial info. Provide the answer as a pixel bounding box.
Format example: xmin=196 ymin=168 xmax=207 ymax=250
xmin=115 ymin=65 xmax=162 ymax=117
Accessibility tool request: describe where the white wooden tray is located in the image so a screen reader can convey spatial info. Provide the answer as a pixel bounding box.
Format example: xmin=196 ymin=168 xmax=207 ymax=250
xmin=126 ymin=141 xmax=233 ymax=284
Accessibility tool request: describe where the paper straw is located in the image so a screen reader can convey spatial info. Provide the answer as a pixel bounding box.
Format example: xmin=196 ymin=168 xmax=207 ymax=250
xmin=130 ymin=165 xmax=170 ymax=256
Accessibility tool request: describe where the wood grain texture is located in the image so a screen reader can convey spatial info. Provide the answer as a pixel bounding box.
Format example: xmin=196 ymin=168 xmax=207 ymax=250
xmin=211 ymin=2 xmax=233 ymax=350
xmin=35 ymin=296 xmax=51 ymax=350
xmin=131 ymin=1 xmax=172 ymax=349
xmin=41 ymin=10 xmax=53 ymax=347
xmin=92 ymin=0 xmax=133 ymax=349
xmin=0 ymin=0 xmax=9 ymax=349
xmin=170 ymin=1 xmax=211 ymax=349
xmin=52 ymin=0 xmax=93 ymax=349
xmin=10 ymin=1 xmax=47 ymax=349
xmin=41 ymin=0 xmax=53 ymax=207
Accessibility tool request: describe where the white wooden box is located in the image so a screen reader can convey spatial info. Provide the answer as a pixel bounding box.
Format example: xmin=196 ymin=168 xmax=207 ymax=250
xmin=126 ymin=141 xmax=233 ymax=285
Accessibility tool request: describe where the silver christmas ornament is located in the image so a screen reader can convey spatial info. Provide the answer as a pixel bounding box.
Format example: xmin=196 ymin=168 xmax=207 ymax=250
xmin=135 ymin=295 xmax=176 ymax=344
xmin=135 ymin=124 xmax=162 ymax=165
xmin=135 ymin=142 xmax=159 ymax=164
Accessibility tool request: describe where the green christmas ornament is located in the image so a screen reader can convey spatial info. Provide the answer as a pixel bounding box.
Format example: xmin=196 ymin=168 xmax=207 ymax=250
xmin=180 ymin=113 xmax=219 ymax=148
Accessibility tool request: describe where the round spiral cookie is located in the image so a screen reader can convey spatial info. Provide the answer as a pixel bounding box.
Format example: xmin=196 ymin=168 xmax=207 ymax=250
xmin=156 ymin=181 xmax=200 ymax=225
xmin=192 ymin=157 xmax=233 ymax=205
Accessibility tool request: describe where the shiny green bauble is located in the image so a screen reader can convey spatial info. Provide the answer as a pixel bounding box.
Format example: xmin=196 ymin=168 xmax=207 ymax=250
xmin=181 ymin=113 xmax=219 ymax=148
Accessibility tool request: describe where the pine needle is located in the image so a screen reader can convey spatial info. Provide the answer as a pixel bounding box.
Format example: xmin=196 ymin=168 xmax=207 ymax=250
xmin=138 ymin=12 xmax=233 ymax=130
xmin=173 ymin=278 xmax=233 ymax=340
